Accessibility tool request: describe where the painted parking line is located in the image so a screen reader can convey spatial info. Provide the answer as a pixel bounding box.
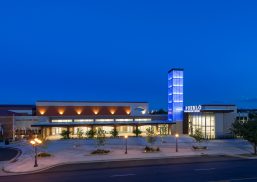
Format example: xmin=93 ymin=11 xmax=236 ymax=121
xmin=110 ymin=174 xmax=136 ymax=177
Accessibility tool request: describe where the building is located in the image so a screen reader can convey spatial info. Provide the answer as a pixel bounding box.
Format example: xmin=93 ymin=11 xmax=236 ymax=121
xmin=168 ymin=68 xmax=184 ymax=133
xmin=183 ymin=104 xmax=237 ymax=139
xmin=32 ymin=101 xmax=169 ymax=139
xmin=0 ymin=105 xmax=39 ymax=140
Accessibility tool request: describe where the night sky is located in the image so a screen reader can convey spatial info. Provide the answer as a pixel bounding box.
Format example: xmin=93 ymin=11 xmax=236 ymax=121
xmin=1 ymin=0 xmax=257 ymax=109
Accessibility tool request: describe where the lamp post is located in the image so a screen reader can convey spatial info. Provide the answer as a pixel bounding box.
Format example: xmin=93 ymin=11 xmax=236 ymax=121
xmin=175 ymin=134 xmax=179 ymax=152
xmin=124 ymin=135 xmax=128 ymax=154
xmin=30 ymin=138 xmax=42 ymax=167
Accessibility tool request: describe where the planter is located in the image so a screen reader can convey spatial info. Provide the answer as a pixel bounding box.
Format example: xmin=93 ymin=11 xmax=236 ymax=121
xmin=192 ymin=146 xmax=207 ymax=150
xmin=144 ymin=146 xmax=160 ymax=153
xmin=91 ymin=149 xmax=110 ymax=155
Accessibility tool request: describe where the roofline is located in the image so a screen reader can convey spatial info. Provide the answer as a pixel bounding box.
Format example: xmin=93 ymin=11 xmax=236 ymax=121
xmin=0 ymin=105 xmax=36 ymax=108
xmin=36 ymin=100 xmax=148 ymax=104
xmin=201 ymin=104 xmax=236 ymax=106
xmin=168 ymin=68 xmax=184 ymax=73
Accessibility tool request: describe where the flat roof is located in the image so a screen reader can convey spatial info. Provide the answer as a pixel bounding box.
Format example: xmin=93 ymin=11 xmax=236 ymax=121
xmin=168 ymin=68 xmax=184 ymax=73
xmin=36 ymin=100 xmax=148 ymax=103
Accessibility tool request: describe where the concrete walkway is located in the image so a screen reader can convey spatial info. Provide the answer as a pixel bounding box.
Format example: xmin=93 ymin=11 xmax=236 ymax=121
xmin=0 ymin=135 xmax=256 ymax=176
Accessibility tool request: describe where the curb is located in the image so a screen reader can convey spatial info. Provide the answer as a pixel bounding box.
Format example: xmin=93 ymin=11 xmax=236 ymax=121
xmin=1 ymin=153 xmax=240 ymax=176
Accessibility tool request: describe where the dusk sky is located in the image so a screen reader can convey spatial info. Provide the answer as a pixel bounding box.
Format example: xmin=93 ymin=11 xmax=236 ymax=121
xmin=1 ymin=0 xmax=257 ymax=109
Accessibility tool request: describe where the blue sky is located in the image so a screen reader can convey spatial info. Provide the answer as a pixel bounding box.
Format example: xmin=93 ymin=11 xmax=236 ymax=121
xmin=1 ymin=0 xmax=257 ymax=109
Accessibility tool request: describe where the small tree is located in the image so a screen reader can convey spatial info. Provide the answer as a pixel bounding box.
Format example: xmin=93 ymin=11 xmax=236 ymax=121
xmin=95 ymin=128 xmax=106 ymax=150
xmin=231 ymin=119 xmax=257 ymax=155
xmin=60 ymin=130 xmax=70 ymax=139
xmin=133 ymin=128 xmax=142 ymax=137
xmin=159 ymin=125 xmax=168 ymax=143
xmin=76 ymin=128 xmax=84 ymax=139
xmin=110 ymin=128 xmax=119 ymax=138
xmin=191 ymin=128 xmax=204 ymax=144
xmin=146 ymin=127 xmax=157 ymax=147
xmin=86 ymin=129 xmax=96 ymax=138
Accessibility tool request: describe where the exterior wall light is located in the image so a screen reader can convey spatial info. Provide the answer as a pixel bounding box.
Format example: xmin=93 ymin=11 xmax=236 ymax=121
xmin=76 ymin=109 xmax=82 ymax=115
xmin=58 ymin=110 xmax=64 ymax=115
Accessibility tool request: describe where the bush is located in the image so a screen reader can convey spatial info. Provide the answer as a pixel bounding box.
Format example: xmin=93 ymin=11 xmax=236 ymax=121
xmin=37 ymin=152 xmax=51 ymax=157
xmin=76 ymin=128 xmax=84 ymax=139
xmin=86 ymin=129 xmax=96 ymax=138
xmin=133 ymin=128 xmax=142 ymax=137
xmin=191 ymin=128 xmax=204 ymax=143
xmin=95 ymin=128 xmax=106 ymax=149
xmin=192 ymin=146 xmax=207 ymax=150
xmin=110 ymin=128 xmax=119 ymax=138
xmin=91 ymin=149 xmax=110 ymax=155
xmin=146 ymin=127 xmax=157 ymax=146
xmin=144 ymin=146 xmax=160 ymax=153
xmin=60 ymin=130 xmax=70 ymax=139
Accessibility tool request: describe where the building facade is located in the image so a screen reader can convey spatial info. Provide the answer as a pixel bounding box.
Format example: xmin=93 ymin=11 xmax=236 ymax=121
xmin=32 ymin=101 xmax=169 ymax=139
xmin=184 ymin=104 xmax=237 ymax=139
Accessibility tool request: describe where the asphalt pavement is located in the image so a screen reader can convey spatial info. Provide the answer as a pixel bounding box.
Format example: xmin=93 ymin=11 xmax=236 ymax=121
xmin=1 ymin=155 xmax=257 ymax=182
xmin=0 ymin=147 xmax=19 ymax=161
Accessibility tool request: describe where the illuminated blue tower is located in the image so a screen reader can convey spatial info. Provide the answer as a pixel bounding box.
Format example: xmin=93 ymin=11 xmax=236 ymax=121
xmin=168 ymin=68 xmax=184 ymax=122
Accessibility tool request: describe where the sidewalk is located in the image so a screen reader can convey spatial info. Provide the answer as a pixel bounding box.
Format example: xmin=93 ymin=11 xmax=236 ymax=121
xmin=1 ymin=136 xmax=256 ymax=176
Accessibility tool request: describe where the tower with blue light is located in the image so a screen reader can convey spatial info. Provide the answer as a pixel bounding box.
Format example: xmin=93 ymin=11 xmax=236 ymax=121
xmin=168 ymin=68 xmax=184 ymax=122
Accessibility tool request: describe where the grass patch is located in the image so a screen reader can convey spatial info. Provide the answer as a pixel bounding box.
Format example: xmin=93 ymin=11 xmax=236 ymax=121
xmin=91 ymin=149 xmax=110 ymax=155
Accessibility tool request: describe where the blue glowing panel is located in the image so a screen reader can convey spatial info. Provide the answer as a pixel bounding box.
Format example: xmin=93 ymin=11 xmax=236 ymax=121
xmin=168 ymin=69 xmax=184 ymax=122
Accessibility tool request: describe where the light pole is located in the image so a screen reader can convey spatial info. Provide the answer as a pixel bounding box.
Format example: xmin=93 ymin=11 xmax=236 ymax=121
xmin=30 ymin=138 xmax=42 ymax=167
xmin=175 ymin=134 xmax=179 ymax=152
xmin=124 ymin=135 xmax=128 ymax=154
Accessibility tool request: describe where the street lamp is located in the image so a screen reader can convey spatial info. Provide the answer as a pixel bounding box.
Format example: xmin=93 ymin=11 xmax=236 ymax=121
xmin=30 ymin=138 xmax=42 ymax=167
xmin=175 ymin=134 xmax=179 ymax=152
xmin=124 ymin=135 xmax=128 ymax=154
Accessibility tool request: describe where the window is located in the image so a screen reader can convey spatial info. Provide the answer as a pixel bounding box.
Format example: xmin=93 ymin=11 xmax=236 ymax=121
xmin=134 ymin=118 xmax=151 ymax=121
xmin=115 ymin=119 xmax=133 ymax=122
xmin=95 ymin=119 xmax=114 ymax=122
xmin=74 ymin=119 xmax=94 ymax=122
xmin=52 ymin=119 xmax=72 ymax=123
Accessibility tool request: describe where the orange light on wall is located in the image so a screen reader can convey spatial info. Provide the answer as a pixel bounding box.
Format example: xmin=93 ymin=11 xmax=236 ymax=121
xmin=109 ymin=108 xmax=116 ymax=115
xmin=93 ymin=109 xmax=99 ymax=115
xmin=125 ymin=109 xmax=131 ymax=115
xmin=39 ymin=109 xmax=46 ymax=115
xmin=76 ymin=109 xmax=83 ymax=115
xmin=58 ymin=109 xmax=65 ymax=115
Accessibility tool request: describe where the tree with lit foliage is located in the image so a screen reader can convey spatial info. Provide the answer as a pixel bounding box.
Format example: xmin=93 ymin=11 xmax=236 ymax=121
xmin=146 ymin=127 xmax=157 ymax=147
xmin=191 ymin=128 xmax=204 ymax=144
xmin=231 ymin=119 xmax=257 ymax=155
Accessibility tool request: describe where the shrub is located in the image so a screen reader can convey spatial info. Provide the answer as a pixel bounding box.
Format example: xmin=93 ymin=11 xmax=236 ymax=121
xmin=133 ymin=128 xmax=142 ymax=137
xmin=76 ymin=128 xmax=84 ymax=139
xmin=95 ymin=128 xmax=106 ymax=149
xmin=37 ymin=152 xmax=51 ymax=157
xmin=191 ymin=128 xmax=204 ymax=143
xmin=60 ymin=130 xmax=70 ymax=139
xmin=86 ymin=129 xmax=96 ymax=138
xmin=91 ymin=149 xmax=110 ymax=155
xmin=110 ymin=128 xmax=119 ymax=138
xmin=146 ymin=127 xmax=157 ymax=146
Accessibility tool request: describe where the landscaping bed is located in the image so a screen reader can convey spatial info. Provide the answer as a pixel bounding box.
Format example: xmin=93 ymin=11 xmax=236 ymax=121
xmin=144 ymin=146 xmax=160 ymax=153
xmin=91 ymin=149 xmax=110 ymax=155
xmin=192 ymin=146 xmax=207 ymax=150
